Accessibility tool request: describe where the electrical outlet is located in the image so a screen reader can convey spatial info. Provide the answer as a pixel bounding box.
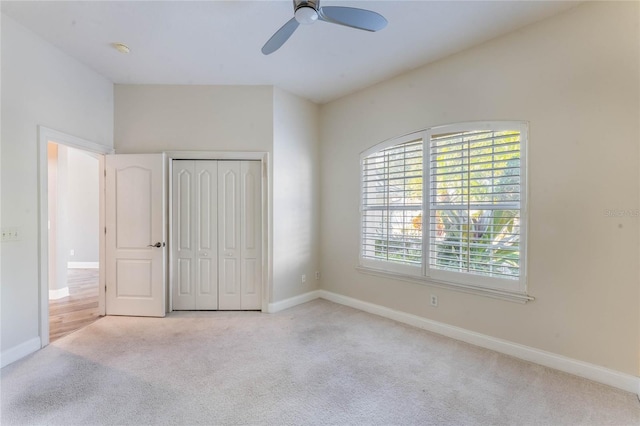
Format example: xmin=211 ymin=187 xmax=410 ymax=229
xmin=315 ymin=271 xmax=320 ymax=280
xmin=430 ymin=294 xmax=438 ymax=307
xmin=70 ymin=249 xmax=75 ymax=256
xmin=301 ymin=274 xmax=307 ymax=284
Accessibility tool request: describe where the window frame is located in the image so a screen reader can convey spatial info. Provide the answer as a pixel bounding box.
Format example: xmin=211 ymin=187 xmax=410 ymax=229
xmin=359 ymin=121 xmax=529 ymax=301
xmin=360 ymin=132 xmax=424 ymax=276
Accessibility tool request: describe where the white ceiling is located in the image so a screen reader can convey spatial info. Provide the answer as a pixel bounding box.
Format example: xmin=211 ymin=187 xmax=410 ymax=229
xmin=1 ymin=1 xmax=579 ymax=104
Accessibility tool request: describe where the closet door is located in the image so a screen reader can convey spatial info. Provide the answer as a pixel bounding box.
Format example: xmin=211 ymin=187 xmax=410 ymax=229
xmin=218 ymin=161 xmax=262 ymax=310
xmin=217 ymin=161 xmax=262 ymax=310
xmin=194 ymin=161 xmax=218 ymax=309
xmin=172 ymin=160 xmax=196 ymax=310
xmin=173 ymin=159 xmax=261 ymax=311
xmin=240 ymin=161 xmax=262 ymax=309
xmin=172 ymin=160 xmax=218 ymax=310
xmin=218 ymin=161 xmax=241 ymax=309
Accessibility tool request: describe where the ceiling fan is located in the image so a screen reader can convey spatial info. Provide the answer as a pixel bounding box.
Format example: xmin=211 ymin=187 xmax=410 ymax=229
xmin=262 ymin=0 xmax=387 ymax=55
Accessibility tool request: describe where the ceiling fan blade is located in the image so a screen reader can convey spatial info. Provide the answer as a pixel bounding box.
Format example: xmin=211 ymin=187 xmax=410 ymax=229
xmin=262 ymin=18 xmax=300 ymax=55
xmin=318 ymin=6 xmax=387 ymax=32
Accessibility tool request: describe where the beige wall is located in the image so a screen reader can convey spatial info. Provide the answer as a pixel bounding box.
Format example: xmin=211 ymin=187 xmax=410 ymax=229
xmin=114 ymin=85 xmax=322 ymax=305
xmin=1 ymin=15 xmax=113 ymax=354
xmin=114 ymin=85 xmax=273 ymax=153
xmin=319 ymin=1 xmax=639 ymax=376
xmin=115 ymin=84 xmax=275 ymax=302
xmin=273 ymin=88 xmax=321 ymax=301
xmin=66 ymin=147 xmax=100 ymax=263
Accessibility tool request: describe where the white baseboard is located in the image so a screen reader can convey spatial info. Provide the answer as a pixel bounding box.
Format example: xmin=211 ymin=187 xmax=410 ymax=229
xmin=68 ymin=261 xmax=99 ymax=269
xmin=267 ymin=290 xmax=322 ymax=313
xmin=1 ymin=337 xmax=41 ymax=368
xmin=49 ymin=286 xmax=69 ymax=300
xmin=317 ymin=290 xmax=640 ymax=396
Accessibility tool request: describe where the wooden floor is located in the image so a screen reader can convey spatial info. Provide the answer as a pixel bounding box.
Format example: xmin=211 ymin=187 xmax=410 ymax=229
xmin=49 ymin=268 xmax=100 ymax=342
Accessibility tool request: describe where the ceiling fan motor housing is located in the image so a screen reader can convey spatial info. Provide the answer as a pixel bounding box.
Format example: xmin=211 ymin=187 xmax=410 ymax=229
xmin=294 ymin=0 xmax=320 ymax=25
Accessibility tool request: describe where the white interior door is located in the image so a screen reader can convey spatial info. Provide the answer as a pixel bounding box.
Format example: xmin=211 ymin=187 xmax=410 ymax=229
xmin=217 ymin=161 xmax=262 ymax=310
xmin=240 ymin=161 xmax=262 ymax=309
xmin=172 ymin=160 xmax=218 ymax=310
xmin=105 ymin=154 xmax=165 ymax=317
xmin=218 ymin=161 xmax=241 ymax=310
xmin=172 ymin=160 xmax=195 ymax=310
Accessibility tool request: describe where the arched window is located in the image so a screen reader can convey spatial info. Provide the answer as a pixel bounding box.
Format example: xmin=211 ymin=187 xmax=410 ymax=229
xmin=360 ymin=122 xmax=528 ymax=296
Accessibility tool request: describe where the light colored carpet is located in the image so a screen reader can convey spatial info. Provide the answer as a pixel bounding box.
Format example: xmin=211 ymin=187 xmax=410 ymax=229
xmin=2 ymin=299 xmax=639 ymax=425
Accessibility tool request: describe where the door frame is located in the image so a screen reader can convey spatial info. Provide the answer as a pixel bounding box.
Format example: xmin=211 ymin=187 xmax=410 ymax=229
xmin=37 ymin=126 xmax=113 ymax=347
xmin=165 ymin=151 xmax=271 ymax=313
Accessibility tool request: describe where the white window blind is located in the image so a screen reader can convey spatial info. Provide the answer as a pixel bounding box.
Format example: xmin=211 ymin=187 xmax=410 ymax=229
xmin=359 ymin=122 xmax=527 ymax=299
xmin=361 ymin=139 xmax=423 ymax=268
xmin=429 ymin=129 xmax=522 ymax=281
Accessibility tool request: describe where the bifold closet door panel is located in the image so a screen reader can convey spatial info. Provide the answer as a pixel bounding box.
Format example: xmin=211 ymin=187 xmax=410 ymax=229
xmin=240 ymin=161 xmax=262 ymax=310
xmin=194 ymin=161 xmax=218 ymax=310
xmin=172 ymin=160 xmax=218 ymax=310
xmin=218 ymin=161 xmax=242 ymax=310
xmin=172 ymin=160 xmax=196 ymax=310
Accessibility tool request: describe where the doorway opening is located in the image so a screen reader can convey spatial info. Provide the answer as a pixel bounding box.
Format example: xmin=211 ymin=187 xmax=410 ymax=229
xmin=38 ymin=126 xmax=113 ymax=347
xmin=47 ymin=143 xmax=100 ymax=342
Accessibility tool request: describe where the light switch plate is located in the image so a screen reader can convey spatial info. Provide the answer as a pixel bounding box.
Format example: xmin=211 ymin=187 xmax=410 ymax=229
xmin=1 ymin=227 xmax=20 ymax=242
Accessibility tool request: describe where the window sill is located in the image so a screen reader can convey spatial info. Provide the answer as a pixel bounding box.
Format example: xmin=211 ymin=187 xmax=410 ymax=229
xmin=356 ymin=266 xmax=534 ymax=304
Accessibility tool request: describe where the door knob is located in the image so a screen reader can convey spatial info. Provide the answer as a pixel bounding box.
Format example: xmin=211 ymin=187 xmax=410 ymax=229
xmin=147 ymin=242 xmax=165 ymax=248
